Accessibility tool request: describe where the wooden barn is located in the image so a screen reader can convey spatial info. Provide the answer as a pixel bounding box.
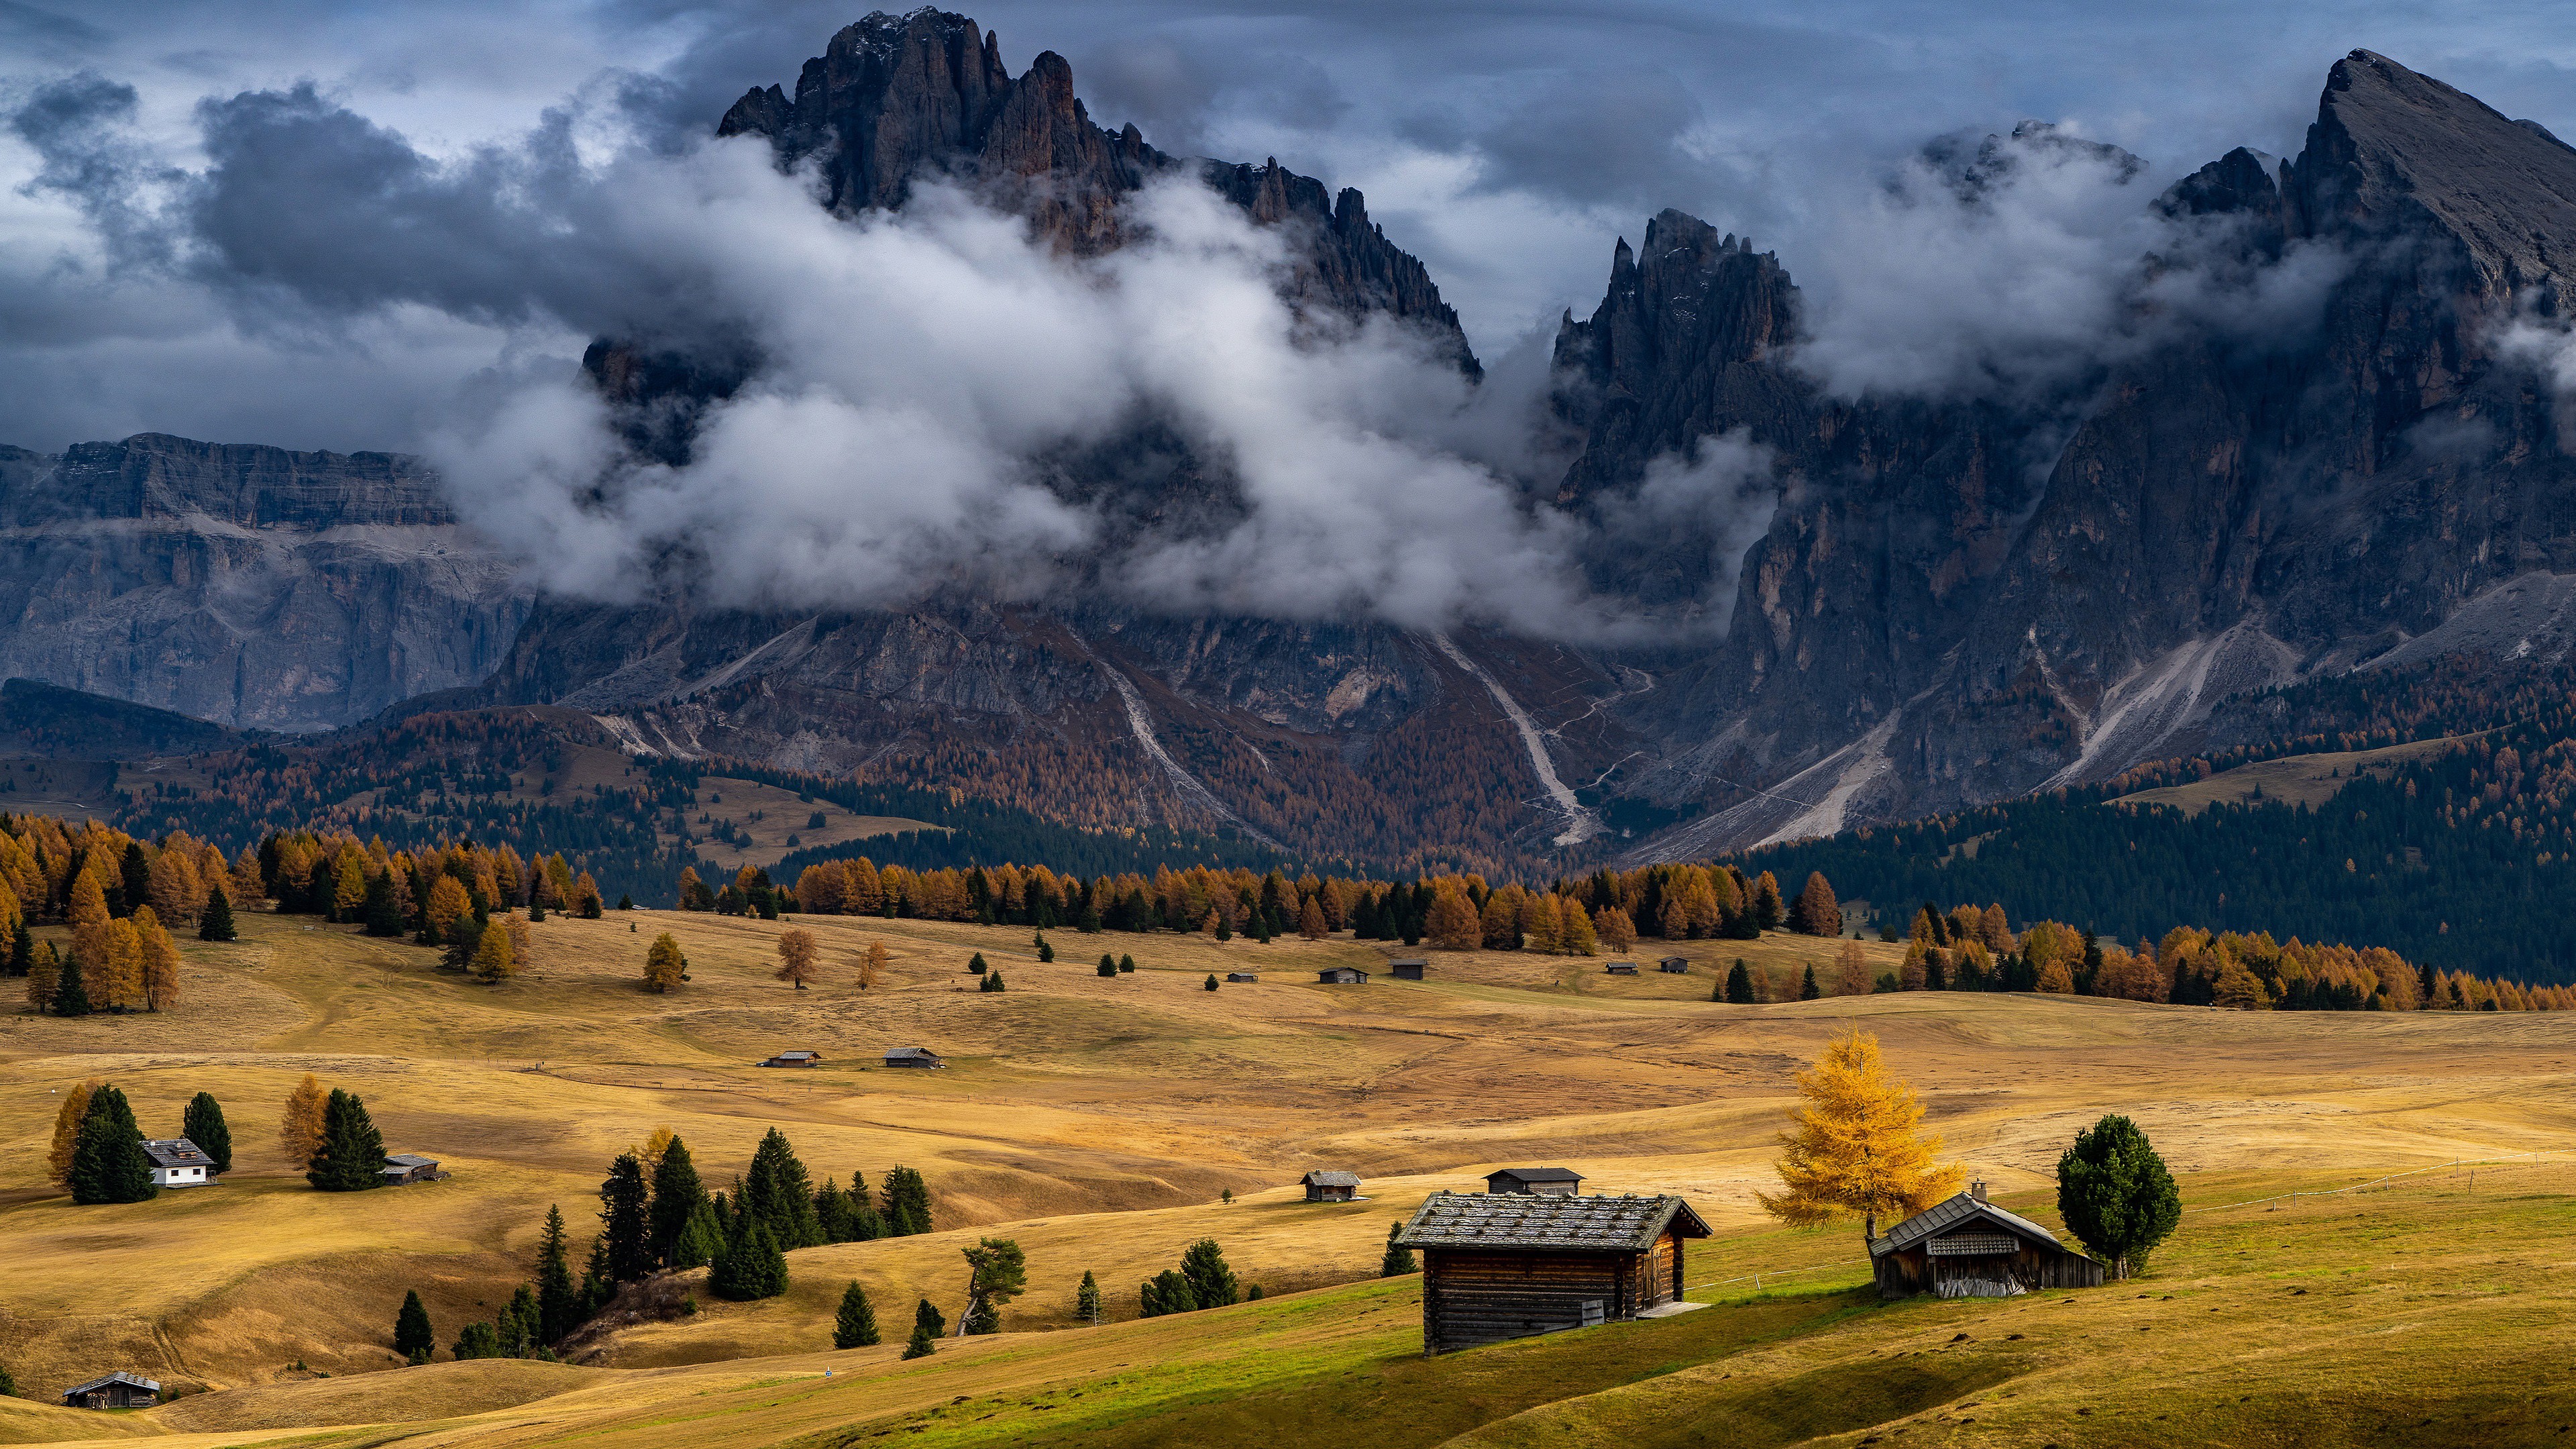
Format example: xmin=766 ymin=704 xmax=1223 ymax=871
xmin=760 ymin=1050 xmax=822 ymax=1069
xmin=1390 ymin=958 xmax=1428 ymax=980
xmin=1317 ymin=967 xmax=1369 ymax=984
xmin=61 ymin=1372 xmax=159 ymax=1409
xmin=382 ymin=1153 xmax=446 ymax=1185
xmin=1397 ymin=1191 xmax=1711 ymax=1354
xmin=1226 ymin=971 xmax=1258 ymax=983
xmin=1302 ymin=1170 xmax=1362 ymax=1201
xmin=1657 ymin=956 xmax=1689 ymax=973
xmin=883 ymin=1046 xmax=945 ymax=1069
xmin=142 ymin=1138 xmax=217 ymax=1188
xmin=1869 ymin=1183 xmax=2104 ymax=1298
xmin=1485 ymin=1166 xmax=1585 ymax=1196
xmin=1604 ymin=962 xmax=1638 ymax=975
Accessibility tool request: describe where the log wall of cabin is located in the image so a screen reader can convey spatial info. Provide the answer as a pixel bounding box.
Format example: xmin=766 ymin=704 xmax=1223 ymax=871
xmin=1872 ymin=1242 xmax=2104 ymax=1297
xmin=1420 ymin=1234 xmax=1684 ymax=1355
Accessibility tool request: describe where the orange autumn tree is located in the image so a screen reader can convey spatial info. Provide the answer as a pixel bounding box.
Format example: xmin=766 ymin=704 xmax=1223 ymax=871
xmin=1758 ymin=1030 xmax=1964 ymax=1244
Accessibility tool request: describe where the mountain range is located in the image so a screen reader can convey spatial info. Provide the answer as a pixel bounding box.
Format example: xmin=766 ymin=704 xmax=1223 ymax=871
xmin=9 ymin=19 xmax=2576 ymax=873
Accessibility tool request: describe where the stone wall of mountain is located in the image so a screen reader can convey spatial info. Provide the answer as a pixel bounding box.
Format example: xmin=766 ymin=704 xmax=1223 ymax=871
xmin=0 ymin=433 xmax=528 ymax=732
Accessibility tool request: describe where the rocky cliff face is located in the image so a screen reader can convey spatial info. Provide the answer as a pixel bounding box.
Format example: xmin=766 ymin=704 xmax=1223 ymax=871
xmin=0 ymin=434 xmax=528 ymax=732
xmin=1565 ymin=50 xmax=2576 ymax=858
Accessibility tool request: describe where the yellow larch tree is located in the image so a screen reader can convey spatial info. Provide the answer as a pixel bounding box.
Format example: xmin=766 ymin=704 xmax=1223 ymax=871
xmin=134 ymin=904 xmax=180 ymax=1012
xmin=1758 ymin=1030 xmax=1964 ymax=1244
xmin=643 ymin=932 xmax=686 ymax=993
xmin=48 ymin=1077 xmax=103 ymax=1187
xmin=280 ymin=1074 xmax=329 ymax=1165
xmin=775 ymin=928 xmax=820 ymax=990
xmin=859 ymin=941 xmax=890 ymax=989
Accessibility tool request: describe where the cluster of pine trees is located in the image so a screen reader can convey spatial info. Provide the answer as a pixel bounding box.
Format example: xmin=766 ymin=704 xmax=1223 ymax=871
xmin=44 ymin=1081 xmax=235 ymax=1203
xmin=1136 ymin=1238 xmax=1245 ymax=1318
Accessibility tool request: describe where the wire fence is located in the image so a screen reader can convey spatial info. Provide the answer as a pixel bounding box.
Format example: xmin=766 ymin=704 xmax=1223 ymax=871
xmin=1682 ymin=1148 xmax=2575 ymax=1295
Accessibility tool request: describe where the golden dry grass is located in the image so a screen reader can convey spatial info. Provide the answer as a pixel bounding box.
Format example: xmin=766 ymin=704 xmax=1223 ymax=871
xmin=2108 ymin=733 xmax=2471 ymax=816
xmin=3 ymin=904 xmax=2574 ymax=1446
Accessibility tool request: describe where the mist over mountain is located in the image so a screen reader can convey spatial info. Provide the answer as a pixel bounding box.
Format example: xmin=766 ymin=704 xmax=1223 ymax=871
xmin=5 ymin=16 xmax=2576 ymax=872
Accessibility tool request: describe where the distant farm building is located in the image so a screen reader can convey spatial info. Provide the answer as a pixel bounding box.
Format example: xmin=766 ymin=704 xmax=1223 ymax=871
xmin=1390 ymin=958 xmax=1428 ymax=979
xmin=1870 ymin=1182 xmax=2104 ymax=1298
xmin=1318 ymin=967 xmax=1369 ymax=984
xmin=141 ymin=1138 xmax=217 ymax=1188
xmin=1658 ymin=956 xmax=1689 ymax=973
xmin=760 ymin=1050 xmax=822 ymax=1068
xmin=382 ymin=1153 xmax=446 ymax=1185
xmin=1397 ymin=1191 xmax=1711 ymax=1354
xmin=1604 ymin=962 xmax=1638 ymax=975
xmin=1485 ymin=1166 xmax=1585 ymax=1196
xmin=1226 ymin=972 xmax=1258 ymax=983
xmin=1302 ymin=1170 xmax=1362 ymax=1202
xmin=883 ymin=1046 xmax=945 ymax=1069
xmin=61 ymin=1372 xmax=159 ymax=1409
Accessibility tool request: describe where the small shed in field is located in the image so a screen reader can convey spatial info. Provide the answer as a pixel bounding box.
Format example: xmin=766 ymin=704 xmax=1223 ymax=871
xmin=1657 ymin=955 xmax=1689 ymax=973
xmin=1485 ymin=1166 xmax=1585 ymax=1196
xmin=1318 ymin=967 xmax=1369 ymax=984
xmin=1397 ymin=1192 xmax=1711 ymax=1354
xmin=142 ymin=1138 xmax=217 ymax=1188
xmin=382 ymin=1153 xmax=446 ymax=1185
xmin=1226 ymin=971 xmax=1258 ymax=983
xmin=883 ymin=1046 xmax=945 ymax=1069
xmin=1604 ymin=961 xmax=1638 ymax=975
xmin=761 ymin=1050 xmax=822 ymax=1068
xmin=1390 ymin=958 xmax=1428 ymax=979
xmin=1869 ymin=1183 xmax=2103 ymax=1298
xmin=61 ymin=1372 xmax=160 ymax=1409
xmin=1302 ymin=1170 xmax=1362 ymax=1202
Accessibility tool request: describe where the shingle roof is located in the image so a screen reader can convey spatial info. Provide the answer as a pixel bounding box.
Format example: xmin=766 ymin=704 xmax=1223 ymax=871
xmin=1489 ymin=1166 xmax=1585 ymax=1183
xmin=63 ymin=1371 xmax=159 ymax=1397
xmin=1397 ymin=1192 xmax=1710 ymax=1252
xmin=1870 ymin=1193 xmax=2078 ymax=1258
xmin=384 ymin=1153 xmax=438 ymax=1169
xmin=140 ymin=1138 xmax=212 ymax=1170
xmin=883 ymin=1046 xmax=942 ymax=1060
xmin=1303 ymin=1170 xmax=1362 ymax=1187
xmin=773 ymin=1050 xmax=819 ymax=1059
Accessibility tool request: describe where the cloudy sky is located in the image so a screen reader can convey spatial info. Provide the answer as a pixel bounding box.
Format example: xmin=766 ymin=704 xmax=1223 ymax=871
xmin=3 ymin=0 xmax=2569 ymax=455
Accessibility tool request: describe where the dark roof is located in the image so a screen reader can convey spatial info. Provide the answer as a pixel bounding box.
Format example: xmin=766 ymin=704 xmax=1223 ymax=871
xmin=384 ymin=1153 xmax=439 ymax=1169
xmin=883 ymin=1046 xmax=943 ymax=1061
xmin=1226 ymin=972 xmax=1258 ymax=981
xmin=772 ymin=1050 xmax=820 ymax=1059
xmin=1318 ymin=967 xmax=1368 ymax=980
xmin=1397 ymin=1191 xmax=1710 ymax=1252
xmin=1488 ymin=1166 xmax=1585 ymax=1183
xmin=1870 ymin=1193 xmax=2078 ymax=1258
xmin=140 ymin=1138 xmax=212 ymax=1170
xmin=1390 ymin=957 xmax=1429 ymax=967
xmin=62 ymin=1371 xmax=159 ymax=1397
xmin=1303 ymin=1170 xmax=1362 ymax=1187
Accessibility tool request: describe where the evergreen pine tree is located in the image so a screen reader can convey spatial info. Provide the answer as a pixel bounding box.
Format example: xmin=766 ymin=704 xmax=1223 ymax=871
xmin=598 ymin=1152 xmax=653 ymax=1281
xmin=452 ymin=1320 xmax=500 ymax=1360
xmin=1178 ymin=1238 xmax=1239 ymax=1308
xmin=1097 ymin=957 xmax=1118 ymax=977
xmin=647 ymin=1135 xmax=708 ymax=1267
xmin=2055 ymin=1114 xmax=2182 ymax=1281
xmin=674 ymin=1199 xmax=726 ymax=1271
xmin=1118 ymin=954 xmax=1135 ymax=973
xmin=1800 ymin=965 xmax=1821 ymax=1001
xmin=1075 ymin=1269 xmax=1101 ymax=1324
xmin=1724 ymin=960 xmax=1754 ymax=1004
xmin=68 ymin=1084 xmax=156 ymax=1204
xmin=53 ymin=955 xmax=90 ymax=1016
xmin=880 ymin=1165 xmax=933 ymax=1236
xmin=182 ymin=1091 xmax=233 ymax=1175
xmin=1036 ymin=938 xmax=1054 ymax=963
xmin=394 ymin=1289 xmax=435 ymax=1362
xmin=9 ymin=919 xmax=32 ymax=975
xmin=968 ymin=952 xmax=987 ymax=975
xmin=537 ymin=1204 xmax=582 ymax=1342
xmin=307 ymin=1089 xmax=387 ymax=1191
xmin=0 ymin=1356 xmax=13 ymax=1396
xmin=362 ymin=871 xmax=405 ymax=937
xmin=979 ymin=969 xmax=1004 ymax=991
xmin=1204 ymin=973 xmax=1220 ymax=991
xmin=912 ymin=1297 xmax=946 ymax=1338
xmin=500 ymin=1285 xmax=541 ymax=1357
xmin=1380 ymin=1222 xmax=1416 ymax=1276
xmin=900 ymin=1322 xmax=936 ymax=1360
xmin=1138 ymin=1269 xmax=1195 ymax=1318
xmin=958 ymin=1237 xmax=1026 ymax=1336
xmin=833 ymin=1281 xmax=880 ymax=1348
xmin=745 ymin=1128 xmax=822 ymax=1247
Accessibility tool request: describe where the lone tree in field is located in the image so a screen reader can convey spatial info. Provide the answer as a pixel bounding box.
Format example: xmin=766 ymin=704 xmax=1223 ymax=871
xmin=1381 ymin=1221 xmax=1416 ymax=1277
xmin=308 ymin=1088 xmax=388 ymax=1191
xmin=1757 ymin=1030 xmax=1962 ymax=1244
xmin=68 ymin=1083 xmax=156 ymax=1204
xmin=1724 ymin=960 xmax=1755 ymax=1004
xmin=834 ymin=1281 xmax=880 ymax=1348
xmin=774 ymin=928 xmax=820 ymax=989
xmin=956 ymin=1237 xmax=1028 ymax=1335
xmin=1800 ymin=964 xmax=1821 ymax=1000
xmin=183 ymin=1091 xmax=232 ymax=1175
xmin=199 ymin=884 xmax=237 ymax=943
xmin=643 ymin=932 xmax=686 ymax=993
xmin=1076 ymin=1269 xmax=1101 ymax=1324
xmin=395 ymin=1290 xmax=435 ymax=1362
xmin=2056 ymin=1114 xmax=2182 ymax=1281
xmin=859 ymin=941 xmax=888 ymax=989
xmin=901 ymin=1320 xmax=936 ymax=1360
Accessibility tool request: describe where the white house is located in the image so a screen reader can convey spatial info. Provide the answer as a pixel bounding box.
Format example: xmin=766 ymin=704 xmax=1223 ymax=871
xmin=141 ymin=1138 xmax=217 ymax=1187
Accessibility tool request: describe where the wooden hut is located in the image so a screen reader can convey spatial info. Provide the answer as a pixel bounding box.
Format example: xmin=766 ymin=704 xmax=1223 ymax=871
xmin=1869 ymin=1183 xmax=2103 ymax=1298
xmin=382 ymin=1153 xmax=446 ymax=1185
xmin=1397 ymin=1192 xmax=1711 ymax=1354
xmin=61 ymin=1373 xmax=160 ymax=1409
xmin=1301 ymin=1170 xmax=1362 ymax=1202
xmin=760 ymin=1050 xmax=822 ymax=1068
xmin=1604 ymin=962 xmax=1638 ymax=975
xmin=1657 ymin=955 xmax=1689 ymax=973
xmin=1317 ymin=967 xmax=1370 ymax=984
xmin=883 ymin=1046 xmax=945 ymax=1069
xmin=1484 ymin=1166 xmax=1585 ymax=1196
xmin=1226 ymin=971 xmax=1258 ymax=983
xmin=1390 ymin=958 xmax=1428 ymax=980
xmin=141 ymin=1138 xmax=217 ymax=1188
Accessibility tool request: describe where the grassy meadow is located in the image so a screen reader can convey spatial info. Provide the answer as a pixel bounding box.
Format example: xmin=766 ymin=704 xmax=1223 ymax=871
xmin=2 ymin=905 xmax=2573 ymax=1446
